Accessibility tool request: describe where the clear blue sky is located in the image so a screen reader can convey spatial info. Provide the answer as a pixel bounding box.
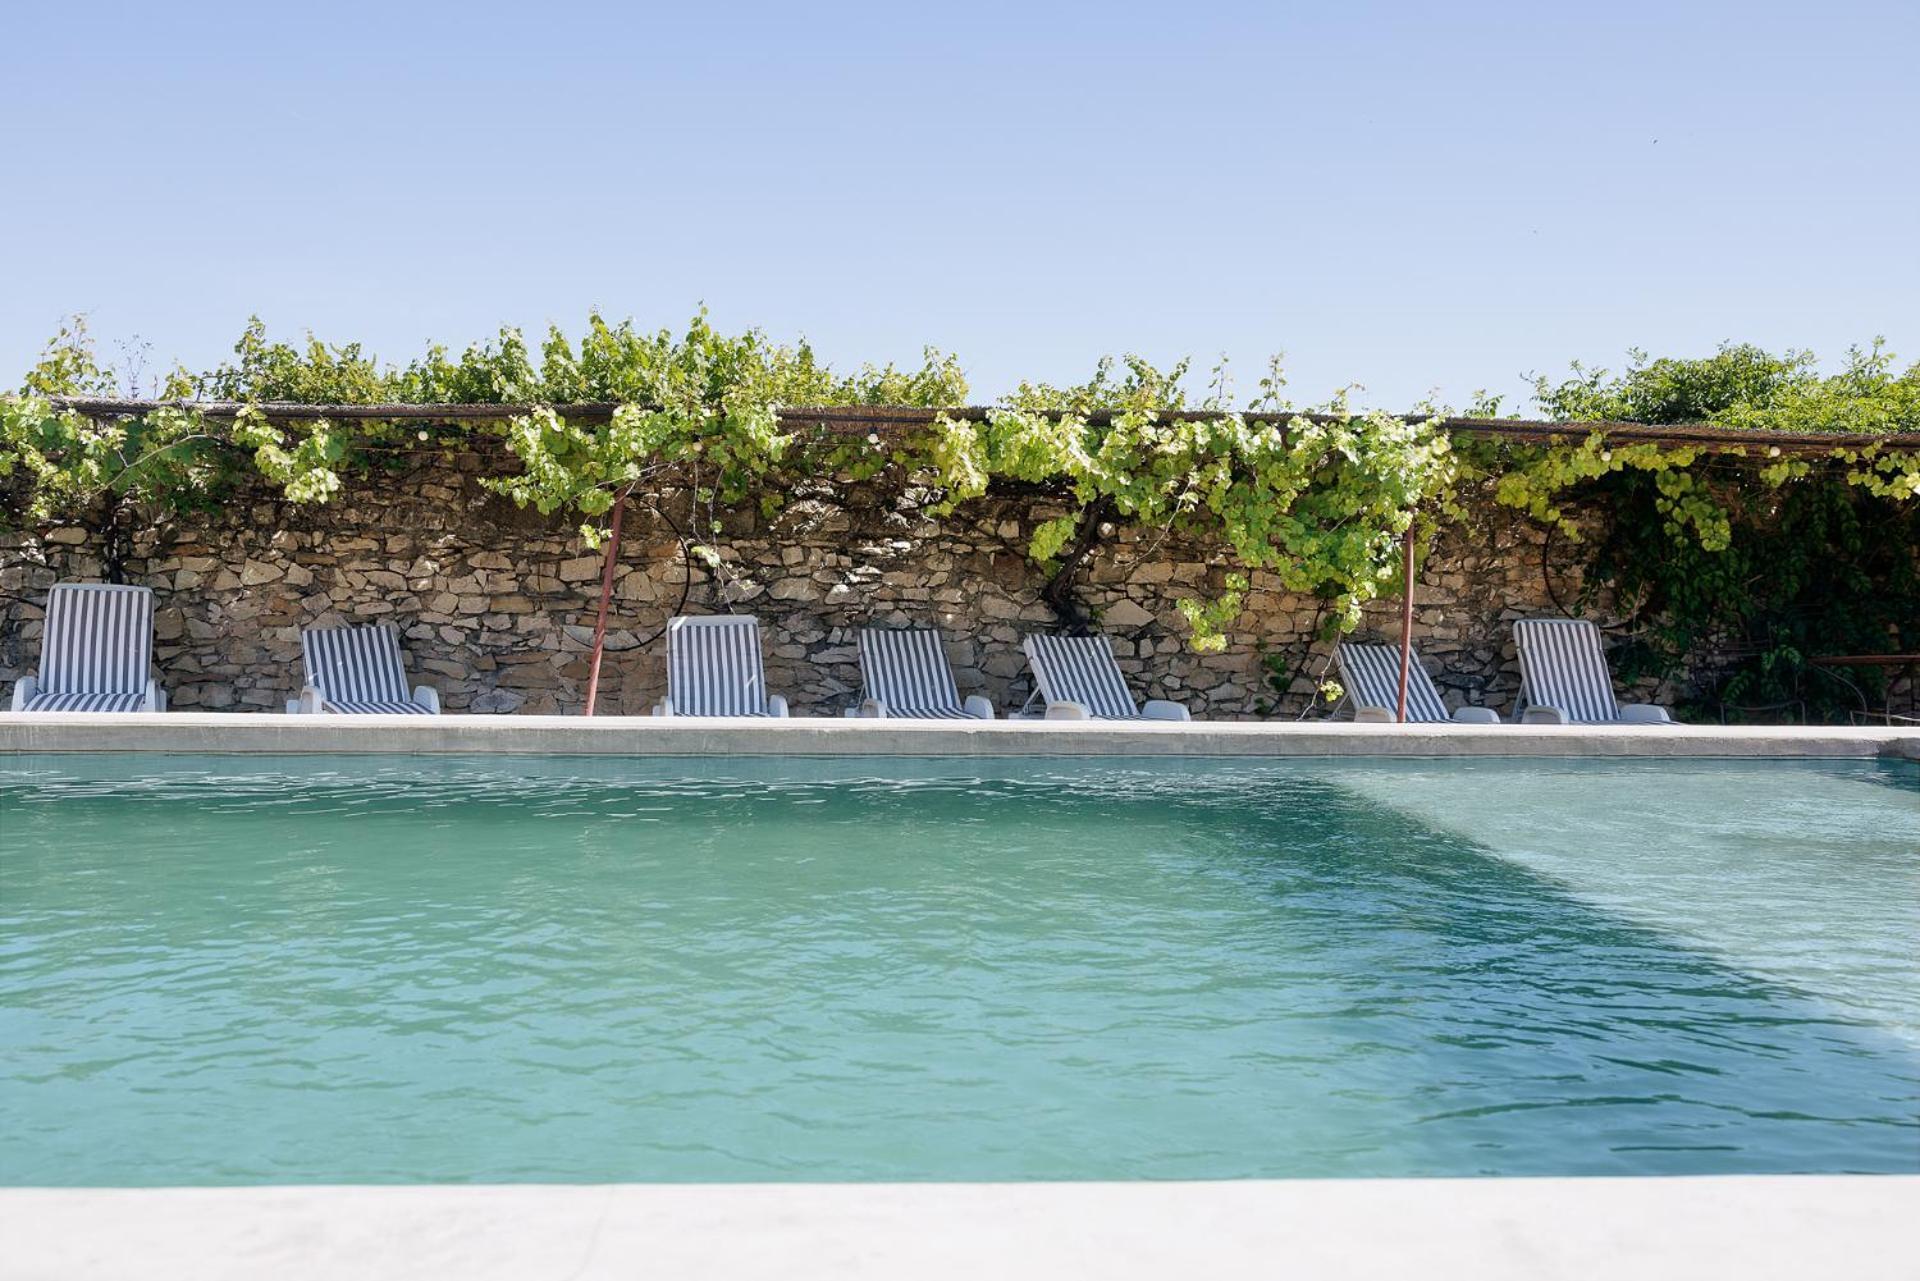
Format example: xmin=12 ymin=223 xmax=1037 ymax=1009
xmin=4 ymin=0 xmax=1915 ymax=410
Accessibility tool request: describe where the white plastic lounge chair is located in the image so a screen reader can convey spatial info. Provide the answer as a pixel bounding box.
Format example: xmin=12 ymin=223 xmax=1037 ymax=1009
xmin=653 ymin=615 xmax=789 ymax=717
xmin=851 ymin=627 xmax=994 ymax=719
xmin=1334 ymin=642 xmax=1500 ymax=724
xmin=9 ymin=582 xmax=166 ymax=712
xmin=291 ymin=623 xmax=440 ymax=714
xmin=1512 ymin=618 xmax=1672 ymax=724
xmin=1020 ymin=634 xmax=1190 ymax=721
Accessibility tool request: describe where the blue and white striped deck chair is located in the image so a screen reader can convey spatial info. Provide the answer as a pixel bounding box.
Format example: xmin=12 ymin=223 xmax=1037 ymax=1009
xmin=293 ymin=623 xmax=440 ymax=714
xmin=654 ymin=615 xmax=789 ymax=717
xmin=1512 ymin=618 xmax=1671 ymax=724
xmin=852 ymin=627 xmax=994 ymax=719
xmin=1333 ymin=642 xmax=1499 ymax=723
xmin=10 ymin=582 xmax=166 ymax=712
xmin=1020 ymin=633 xmax=1190 ymax=721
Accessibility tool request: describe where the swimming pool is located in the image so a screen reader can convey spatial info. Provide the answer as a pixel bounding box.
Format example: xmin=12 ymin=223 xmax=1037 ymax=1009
xmin=1 ymin=754 xmax=1914 ymax=1185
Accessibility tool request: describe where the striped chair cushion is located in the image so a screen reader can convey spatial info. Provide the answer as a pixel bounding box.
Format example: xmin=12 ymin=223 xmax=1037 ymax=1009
xmin=38 ymin=583 xmax=154 ymax=698
xmin=302 ymin=624 xmax=413 ymax=709
xmin=1023 ymin=634 xmax=1142 ymax=720
xmin=859 ymin=627 xmax=979 ymax=718
xmin=21 ymin=690 xmax=150 ymax=713
xmin=1335 ymin=643 xmax=1451 ymax=722
xmin=667 ymin=616 xmax=769 ymax=716
xmin=872 ymin=706 xmax=981 ymax=719
xmin=320 ymin=698 xmax=435 ymax=715
xmin=1513 ymin=618 xmax=1621 ymax=723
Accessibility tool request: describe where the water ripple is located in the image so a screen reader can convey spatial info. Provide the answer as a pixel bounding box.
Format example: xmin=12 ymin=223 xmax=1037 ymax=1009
xmin=1 ymin=754 xmax=1915 ymax=1185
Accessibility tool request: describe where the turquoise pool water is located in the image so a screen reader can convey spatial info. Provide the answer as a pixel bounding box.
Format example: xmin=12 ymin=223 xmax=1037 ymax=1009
xmin=1 ymin=754 xmax=1915 ymax=1185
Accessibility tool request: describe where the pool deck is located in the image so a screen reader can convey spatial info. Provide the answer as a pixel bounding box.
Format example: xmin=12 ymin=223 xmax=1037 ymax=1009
xmin=2 ymin=1176 xmax=1913 ymax=1280
xmin=2 ymin=711 xmax=1917 ymax=759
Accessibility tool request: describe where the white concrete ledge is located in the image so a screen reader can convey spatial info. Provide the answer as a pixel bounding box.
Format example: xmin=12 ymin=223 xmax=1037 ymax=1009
xmin=1 ymin=1176 xmax=1912 ymax=1281
xmin=0 ymin=711 xmax=1916 ymax=759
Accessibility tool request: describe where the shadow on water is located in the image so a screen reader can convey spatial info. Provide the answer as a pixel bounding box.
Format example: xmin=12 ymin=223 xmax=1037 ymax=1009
xmin=1166 ymin=774 xmax=1919 ymax=1177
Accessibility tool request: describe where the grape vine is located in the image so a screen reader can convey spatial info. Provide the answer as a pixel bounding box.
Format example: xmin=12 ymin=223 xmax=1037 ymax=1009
xmin=3 ymin=321 xmax=1916 ymax=691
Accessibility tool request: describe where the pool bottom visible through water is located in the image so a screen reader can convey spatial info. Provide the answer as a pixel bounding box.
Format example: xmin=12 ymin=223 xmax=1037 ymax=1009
xmin=0 ymin=754 xmax=1915 ymax=1186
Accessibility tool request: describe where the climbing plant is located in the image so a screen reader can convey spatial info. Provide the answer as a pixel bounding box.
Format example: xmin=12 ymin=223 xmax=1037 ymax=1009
xmin=1471 ymin=344 xmax=1918 ymax=546
xmin=1 ymin=312 xmax=967 ymax=533
xmin=4 ymin=321 xmax=1916 ymax=694
xmin=920 ymin=355 xmax=1453 ymax=647
xmin=1473 ymin=342 xmax=1920 ymax=718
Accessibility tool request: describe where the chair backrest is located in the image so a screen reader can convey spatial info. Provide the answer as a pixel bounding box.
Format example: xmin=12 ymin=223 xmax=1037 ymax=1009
xmin=1023 ymin=634 xmax=1139 ymax=719
xmin=1513 ymin=618 xmax=1620 ymax=722
xmin=39 ymin=583 xmax=154 ymax=696
xmin=859 ymin=627 xmax=962 ymax=713
xmin=667 ymin=615 xmax=767 ymax=716
xmin=1335 ymin=642 xmax=1451 ymax=722
xmin=302 ymin=624 xmax=411 ymax=704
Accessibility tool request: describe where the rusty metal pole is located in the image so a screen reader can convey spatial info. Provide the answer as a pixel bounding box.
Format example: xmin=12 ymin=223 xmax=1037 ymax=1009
xmin=582 ymin=492 xmax=628 ymax=717
xmin=1396 ymin=521 xmax=1416 ymax=723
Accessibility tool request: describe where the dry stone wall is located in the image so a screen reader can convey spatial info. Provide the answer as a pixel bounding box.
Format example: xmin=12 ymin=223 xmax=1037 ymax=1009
xmin=0 ymin=453 xmax=1651 ymax=719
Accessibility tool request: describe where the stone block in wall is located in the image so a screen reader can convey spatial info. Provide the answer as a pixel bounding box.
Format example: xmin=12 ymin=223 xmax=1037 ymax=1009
xmin=721 ymin=581 xmax=765 ymax=604
xmin=982 ymin=651 xmax=1025 ymax=680
xmin=614 ymin=572 xmax=658 ymax=602
xmin=769 ymin=579 xmax=819 ymax=602
xmin=470 ymin=688 xmax=526 ymax=713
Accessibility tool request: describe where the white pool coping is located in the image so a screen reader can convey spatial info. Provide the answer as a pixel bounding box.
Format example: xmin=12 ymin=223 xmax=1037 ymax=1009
xmin=1 ymin=1176 xmax=1913 ymax=1280
xmin=2 ymin=711 xmax=1917 ymax=759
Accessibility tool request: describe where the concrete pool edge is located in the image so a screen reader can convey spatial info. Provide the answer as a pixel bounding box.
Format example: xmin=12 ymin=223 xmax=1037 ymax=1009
xmin=1 ymin=1176 xmax=1912 ymax=1281
xmin=2 ymin=711 xmax=1917 ymax=760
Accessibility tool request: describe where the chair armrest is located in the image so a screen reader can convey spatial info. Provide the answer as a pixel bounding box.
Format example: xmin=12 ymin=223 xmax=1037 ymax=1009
xmin=652 ymin=698 xmax=673 ymax=717
xmin=1451 ymin=707 xmax=1501 ymax=724
xmin=767 ymin=695 xmax=789 ymax=718
xmin=1141 ymin=699 xmax=1190 ymax=722
xmin=1618 ymin=703 xmax=1672 ymax=724
xmin=294 ymin=686 xmax=325 ymax=715
xmin=963 ymin=694 xmax=996 ymax=720
xmin=145 ymin=679 xmax=167 ymax=713
xmin=855 ymin=698 xmax=887 ymax=719
xmin=11 ymin=675 xmax=38 ymax=711
xmin=412 ymin=685 xmax=441 ymax=714
xmin=1352 ymin=704 xmax=1396 ymax=723
xmin=1519 ymin=706 xmax=1570 ymax=725
xmin=1043 ymin=700 xmax=1091 ymax=720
